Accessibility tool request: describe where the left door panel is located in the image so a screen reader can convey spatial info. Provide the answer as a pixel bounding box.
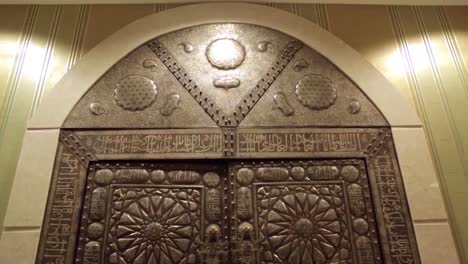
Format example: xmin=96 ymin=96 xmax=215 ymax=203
xmin=75 ymin=161 xmax=228 ymax=264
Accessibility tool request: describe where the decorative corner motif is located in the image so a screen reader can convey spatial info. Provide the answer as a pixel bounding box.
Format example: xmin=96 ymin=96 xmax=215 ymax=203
xmin=60 ymin=130 xmax=96 ymax=165
xmin=363 ymin=129 xmax=392 ymax=160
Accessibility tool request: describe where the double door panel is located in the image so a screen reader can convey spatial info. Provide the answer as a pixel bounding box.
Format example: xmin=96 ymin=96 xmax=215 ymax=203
xmin=76 ymin=159 xmax=382 ymax=264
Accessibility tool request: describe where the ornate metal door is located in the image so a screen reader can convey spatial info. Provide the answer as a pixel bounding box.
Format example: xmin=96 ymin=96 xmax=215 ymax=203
xmin=36 ymin=22 xmax=421 ymax=264
xmin=230 ymin=160 xmax=382 ymax=264
xmin=73 ymin=159 xmax=383 ymax=264
xmin=75 ymin=161 xmax=230 ymax=264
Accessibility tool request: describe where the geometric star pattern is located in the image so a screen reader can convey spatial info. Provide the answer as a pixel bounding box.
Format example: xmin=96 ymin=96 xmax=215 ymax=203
xmin=108 ymin=187 xmax=201 ymax=264
xmin=257 ymin=184 xmax=351 ymax=264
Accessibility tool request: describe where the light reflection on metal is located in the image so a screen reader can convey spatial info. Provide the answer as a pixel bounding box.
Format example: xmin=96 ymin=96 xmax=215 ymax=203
xmin=206 ymin=38 xmax=245 ymax=70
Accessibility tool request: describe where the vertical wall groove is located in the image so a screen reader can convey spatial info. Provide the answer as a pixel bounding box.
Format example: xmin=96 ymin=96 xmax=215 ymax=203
xmin=414 ymin=6 xmax=465 ymax=261
xmin=30 ymin=5 xmax=63 ymax=115
xmin=316 ymin=4 xmax=330 ymax=30
xmin=387 ymin=3 xmax=460 ymax=247
xmin=292 ymin=3 xmax=300 ymax=16
xmin=435 ymin=7 xmax=468 ymax=99
xmin=0 ymin=5 xmax=38 ymax=140
xmin=153 ymin=4 xmax=167 ymax=13
xmin=67 ymin=5 xmax=89 ymax=70
xmin=414 ymin=6 xmax=467 ymax=180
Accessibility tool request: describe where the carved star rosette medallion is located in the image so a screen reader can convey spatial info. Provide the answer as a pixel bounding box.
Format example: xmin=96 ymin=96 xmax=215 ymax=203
xmin=256 ymin=184 xmax=352 ymax=264
xmin=107 ymin=187 xmax=201 ymax=264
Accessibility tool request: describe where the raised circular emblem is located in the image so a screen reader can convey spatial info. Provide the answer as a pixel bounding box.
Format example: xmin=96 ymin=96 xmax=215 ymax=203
xmin=206 ymin=38 xmax=246 ymax=70
xmin=114 ymin=75 xmax=157 ymax=111
xmin=295 ymin=74 xmax=337 ymax=110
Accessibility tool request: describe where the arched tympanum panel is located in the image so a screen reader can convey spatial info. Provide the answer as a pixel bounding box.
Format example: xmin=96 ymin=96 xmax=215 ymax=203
xmin=63 ymin=24 xmax=387 ymax=129
xmin=36 ymin=22 xmax=420 ymax=264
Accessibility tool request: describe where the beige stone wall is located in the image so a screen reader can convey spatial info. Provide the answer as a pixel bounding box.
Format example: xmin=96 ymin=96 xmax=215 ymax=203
xmin=0 ymin=3 xmax=466 ymax=263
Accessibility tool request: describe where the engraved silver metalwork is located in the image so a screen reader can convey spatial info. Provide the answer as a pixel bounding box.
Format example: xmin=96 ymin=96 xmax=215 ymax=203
xmin=206 ymin=38 xmax=245 ymax=70
xmin=293 ymin=59 xmax=309 ymax=71
xmin=147 ymin=38 xmax=303 ymax=126
xmin=203 ymin=172 xmax=220 ymax=187
xmin=114 ymin=168 xmax=149 ymax=183
xmin=114 ymin=75 xmax=157 ymax=111
xmin=236 ymin=168 xmax=254 ymax=186
xmin=150 ymin=169 xmax=165 ymax=183
xmin=232 ymin=222 xmax=261 ymax=264
xmin=167 ymin=170 xmax=200 ymax=184
xmin=161 ymin=93 xmax=180 ymax=116
xmin=38 ymin=23 xmax=420 ymax=264
xmin=273 ymin=92 xmax=294 ymax=116
xmin=348 ymin=98 xmax=361 ymax=114
xmin=94 ymin=169 xmax=113 ymax=185
xmin=213 ymin=77 xmax=240 ymax=89
xmin=142 ymin=59 xmax=157 ymax=71
xmin=341 ymin=165 xmax=360 ymax=182
xmin=290 ymin=166 xmax=305 ymax=180
xmin=65 ymin=24 xmax=388 ymax=128
xmin=108 ymin=187 xmax=201 ymax=263
xmin=257 ymin=41 xmax=272 ymax=52
xmin=89 ymin=102 xmax=105 ymax=115
xmin=200 ymin=224 xmax=228 ymax=264
xmin=296 ymin=74 xmax=337 ymax=110
xmin=179 ymin=41 xmax=194 ymax=53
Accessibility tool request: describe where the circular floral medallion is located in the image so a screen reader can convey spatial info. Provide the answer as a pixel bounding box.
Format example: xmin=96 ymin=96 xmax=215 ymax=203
xmin=295 ymin=74 xmax=337 ymax=110
xmin=114 ymin=75 xmax=157 ymax=111
xmin=206 ymin=38 xmax=246 ymax=70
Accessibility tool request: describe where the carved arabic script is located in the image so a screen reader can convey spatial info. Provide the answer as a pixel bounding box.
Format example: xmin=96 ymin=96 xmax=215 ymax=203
xmin=373 ymin=148 xmax=415 ymax=264
xmin=238 ymin=132 xmax=363 ymax=153
xmin=41 ymin=150 xmax=80 ymax=263
xmin=80 ymin=133 xmax=224 ymax=154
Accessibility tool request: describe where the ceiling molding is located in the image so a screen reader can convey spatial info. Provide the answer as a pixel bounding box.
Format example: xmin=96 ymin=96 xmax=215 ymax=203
xmin=1 ymin=0 xmax=468 ymax=5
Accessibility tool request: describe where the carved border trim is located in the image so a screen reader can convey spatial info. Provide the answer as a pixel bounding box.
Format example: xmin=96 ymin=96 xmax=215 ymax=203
xmin=36 ymin=144 xmax=87 ymax=264
xmin=367 ymin=139 xmax=421 ymax=264
xmin=60 ymin=130 xmax=97 ymax=166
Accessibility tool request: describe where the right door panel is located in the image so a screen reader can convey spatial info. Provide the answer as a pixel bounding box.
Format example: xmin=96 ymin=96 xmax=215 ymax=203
xmin=230 ymin=159 xmax=383 ymax=264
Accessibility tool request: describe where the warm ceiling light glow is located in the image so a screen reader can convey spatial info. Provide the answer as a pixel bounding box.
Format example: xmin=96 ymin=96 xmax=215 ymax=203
xmin=387 ymin=43 xmax=430 ymax=77
xmin=0 ymin=41 xmax=18 ymax=70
